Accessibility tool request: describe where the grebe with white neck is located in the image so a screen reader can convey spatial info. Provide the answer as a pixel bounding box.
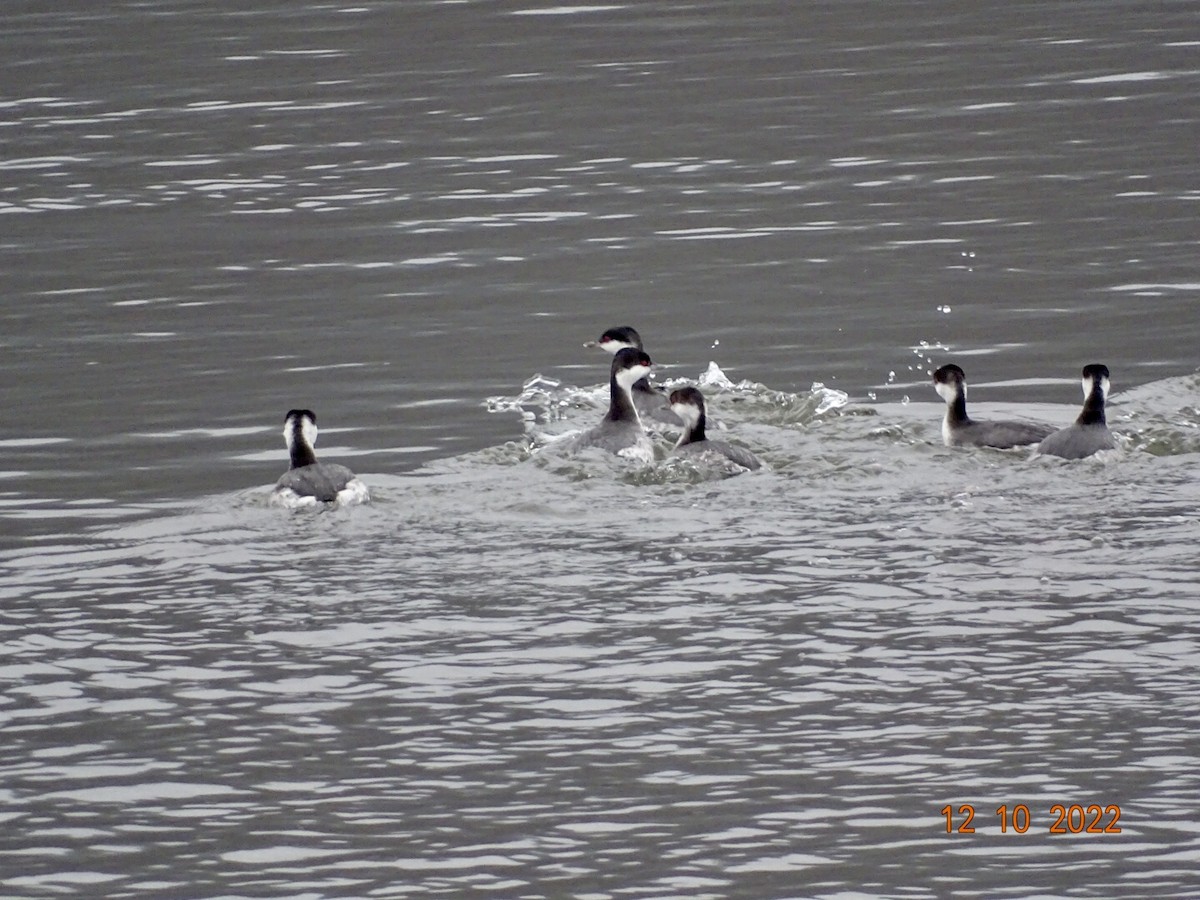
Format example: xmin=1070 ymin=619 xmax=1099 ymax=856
xmin=272 ymin=409 xmax=370 ymax=507
xmin=1036 ymin=364 xmax=1118 ymax=459
xmin=669 ymin=386 xmax=761 ymax=471
xmin=562 ymin=347 xmax=656 ymax=463
xmin=584 ymin=325 xmax=682 ymax=428
xmin=932 ymin=364 xmax=1054 ymax=449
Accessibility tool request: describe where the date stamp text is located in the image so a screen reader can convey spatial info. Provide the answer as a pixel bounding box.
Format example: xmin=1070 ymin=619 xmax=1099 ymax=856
xmin=941 ymin=803 xmax=1122 ymax=835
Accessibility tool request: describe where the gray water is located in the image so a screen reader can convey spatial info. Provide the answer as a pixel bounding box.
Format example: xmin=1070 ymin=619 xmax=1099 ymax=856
xmin=2 ymin=1 xmax=1199 ymax=897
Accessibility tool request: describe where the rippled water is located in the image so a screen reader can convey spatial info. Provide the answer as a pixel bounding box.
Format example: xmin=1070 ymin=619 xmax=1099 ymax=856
xmin=3 ymin=1 xmax=1200 ymax=897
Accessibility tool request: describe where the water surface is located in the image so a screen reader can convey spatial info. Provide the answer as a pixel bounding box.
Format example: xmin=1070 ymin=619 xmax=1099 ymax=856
xmin=2 ymin=1 xmax=1199 ymax=897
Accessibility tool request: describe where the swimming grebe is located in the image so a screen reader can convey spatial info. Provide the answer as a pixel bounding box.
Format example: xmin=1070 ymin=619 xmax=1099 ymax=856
xmin=1036 ymin=364 xmax=1118 ymax=459
xmin=563 ymin=347 xmax=656 ymax=463
xmin=668 ymin=385 xmax=761 ymax=471
xmin=932 ymin=364 xmax=1053 ymax=449
xmin=272 ymin=409 xmax=369 ymax=507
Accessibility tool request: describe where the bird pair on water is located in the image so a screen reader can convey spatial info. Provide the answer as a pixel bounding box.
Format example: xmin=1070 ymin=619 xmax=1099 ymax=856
xmin=271 ymin=330 xmax=1115 ymax=507
xmin=933 ymin=362 xmax=1117 ymax=459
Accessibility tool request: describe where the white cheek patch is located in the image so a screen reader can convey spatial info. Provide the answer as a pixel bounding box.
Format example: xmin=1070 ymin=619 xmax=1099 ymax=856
xmin=934 ymin=381 xmax=960 ymax=404
xmin=670 ymin=402 xmax=700 ymax=428
xmin=1081 ymin=375 xmax=1111 ymax=400
xmin=283 ymin=415 xmax=319 ymax=451
xmin=599 ymin=339 xmax=633 ymax=354
xmin=616 ymin=364 xmax=650 ymax=390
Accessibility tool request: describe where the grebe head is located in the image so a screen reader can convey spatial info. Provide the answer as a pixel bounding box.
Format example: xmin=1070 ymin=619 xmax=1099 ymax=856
xmin=283 ymin=408 xmax=318 ymax=452
xmin=1081 ymin=363 xmax=1111 ymax=400
xmin=668 ymin=385 xmax=705 ymax=430
xmin=586 ymin=325 xmax=644 ymax=354
xmin=613 ymin=347 xmax=652 ymax=391
xmin=932 ymin=364 xmax=966 ymax=405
